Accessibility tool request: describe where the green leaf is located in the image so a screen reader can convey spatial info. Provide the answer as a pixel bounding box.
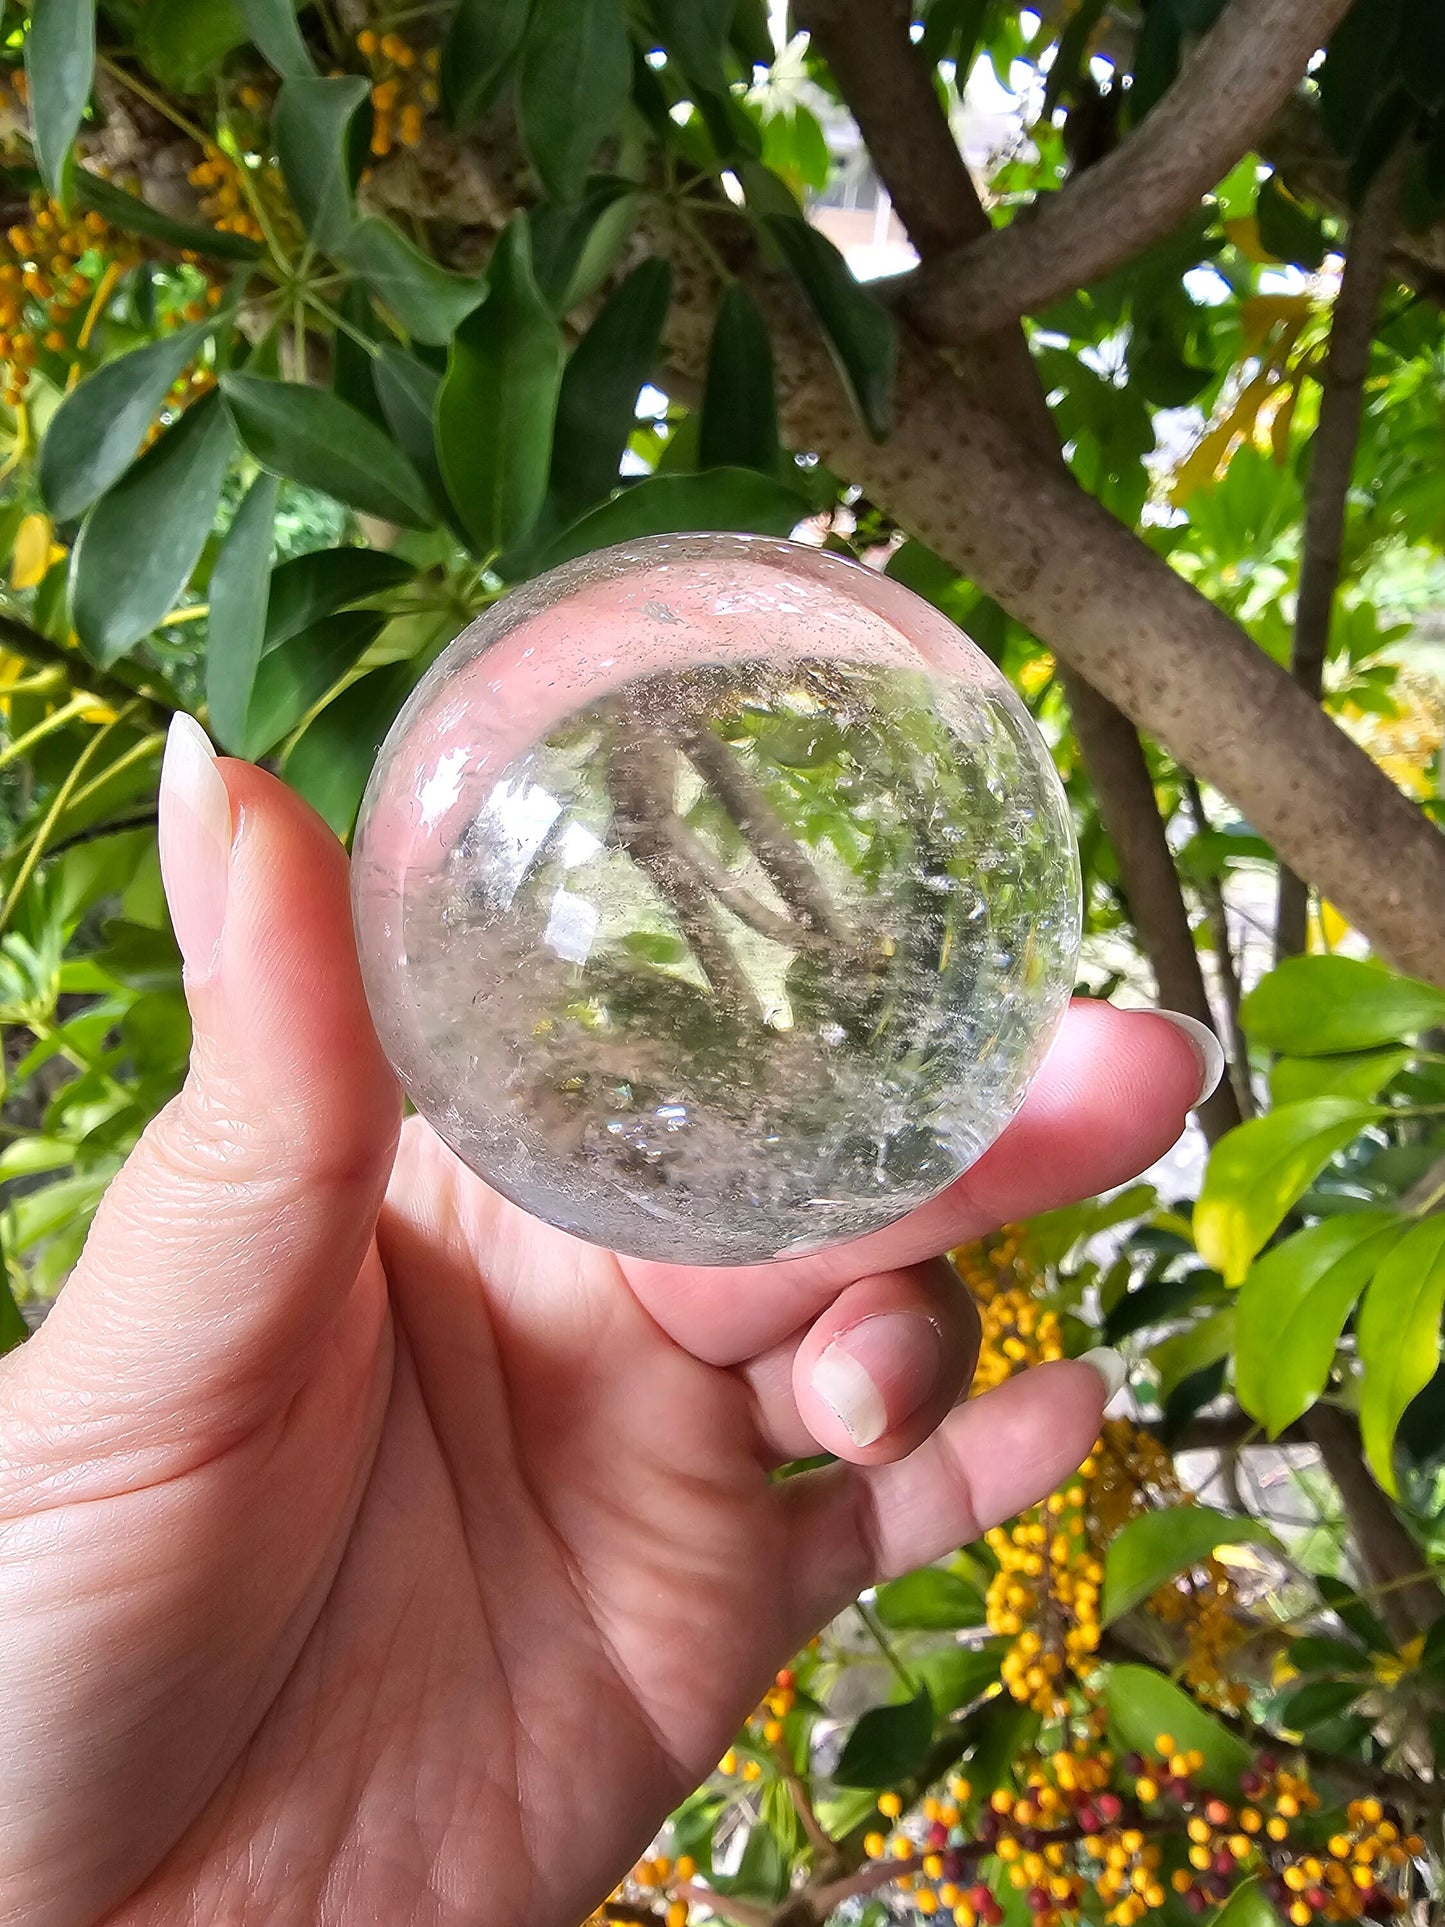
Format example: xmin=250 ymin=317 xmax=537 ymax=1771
xmin=274 ymin=73 xmax=369 ymax=250
xmin=551 ymin=259 xmax=672 ymax=517
xmin=261 ymin=546 xmax=414 ymax=651
xmin=1357 ymin=1213 xmax=1445 ymax=1498
xmin=539 ymin=466 xmax=804 ymax=568
xmin=243 ymin=609 xmax=384 ymax=759
xmin=700 ymin=280 xmax=780 ymax=473
xmin=1316 ymin=1573 xmax=1394 ymax=1656
xmin=1235 ymin=1214 xmax=1406 ymax=1437
xmin=136 ymin=0 xmax=246 ymax=92
xmin=530 ymin=180 xmax=638 ymax=311
xmin=337 ymin=219 xmax=486 ymax=344
xmin=1193 ymin=1099 xmax=1381 ymax=1284
xmin=1103 ymin=1665 xmax=1252 ymax=1793
xmin=1150 ymin=1307 xmax=1236 ymax=1402
xmin=40 ymin=320 xmax=215 ymax=523
xmin=907 ymin=1641 xmax=1006 ymax=1718
xmin=833 ymin=1687 xmax=933 ymax=1789
xmin=1270 ymin=1048 xmax=1411 ymax=1107
xmin=71 ymin=391 xmax=236 ymax=665
xmin=1241 ymin=956 xmax=1445 ymax=1056
xmin=436 ymin=219 xmax=564 ymax=555
xmin=25 ymin=0 xmax=95 ymax=201
xmin=74 ymin=172 xmax=263 ymax=262
xmin=284 ymin=659 xmax=416 ymax=836
xmin=1275 ymin=1678 xmax=1363 ymax=1735
xmin=1211 ymin=1883 xmax=1284 ymax=1927
xmin=0 ymin=1273 xmax=27 ymax=1356
xmin=651 ymin=0 xmax=736 ymax=90
xmin=962 ymin=1696 xmax=1038 ymax=1796
xmin=206 ymin=471 xmax=279 ymax=755
xmin=873 ymin=1567 xmax=987 ymax=1631
xmin=220 ymin=374 xmax=435 ymax=528
xmin=236 ymin=0 xmax=314 ymax=76
xmin=762 ymin=212 xmax=895 ymax=438
xmin=516 ymin=0 xmax=632 ymax=205
xmin=372 ymin=348 xmax=457 ymax=528
xmin=1103 ymin=1504 xmax=1279 ymax=1625
xmin=442 ymin=0 xmax=532 ymax=127
xmin=1255 ymin=173 xmax=1326 ymax=271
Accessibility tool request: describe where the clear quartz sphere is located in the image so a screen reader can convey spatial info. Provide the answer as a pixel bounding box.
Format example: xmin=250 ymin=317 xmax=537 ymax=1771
xmin=351 ymin=534 xmax=1081 ymax=1266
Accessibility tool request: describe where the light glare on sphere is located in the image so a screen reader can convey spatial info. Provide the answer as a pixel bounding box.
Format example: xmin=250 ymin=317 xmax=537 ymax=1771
xmin=352 ymin=535 xmax=1081 ymax=1266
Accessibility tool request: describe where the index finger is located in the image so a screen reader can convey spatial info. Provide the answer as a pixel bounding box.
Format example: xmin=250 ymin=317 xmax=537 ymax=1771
xmin=618 ymin=999 xmax=1218 ymax=1365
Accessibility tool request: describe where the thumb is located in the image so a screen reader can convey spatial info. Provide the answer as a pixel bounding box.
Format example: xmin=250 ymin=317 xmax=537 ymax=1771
xmin=12 ymin=714 xmax=401 ymax=1447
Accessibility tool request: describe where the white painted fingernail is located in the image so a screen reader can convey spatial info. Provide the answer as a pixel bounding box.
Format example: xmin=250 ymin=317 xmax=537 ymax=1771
xmin=159 ymin=712 xmax=231 ymax=985
xmin=1079 ymin=1347 xmax=1127 ymax=1405
xmin=1154 ymin=1010 xmax=1226 ymax=1107
xmin=812 ymin=1345 xmax=889 ymax=1448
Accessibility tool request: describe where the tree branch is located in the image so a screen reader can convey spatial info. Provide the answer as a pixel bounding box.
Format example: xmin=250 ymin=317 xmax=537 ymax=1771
xmin=903 ymin=0 xmax=1353 ymax=341
xmin=794 ymin=0 xmax=1245 ymax=1143
xmin=1276 ymin=144 xmax=1407 ymax=961
xmin=0 ymin=612 xmax=177 ymax=733
xmin=667 ymin=260 xmax=1445 ymax=985
xmin=1062 ymin=674 xmax=1242 ymax=1141
xmin=1183 ymin=777 xmax=1255 ymax=1119
xmin=1303 ymin=1404 xmax=1443 ymax=1644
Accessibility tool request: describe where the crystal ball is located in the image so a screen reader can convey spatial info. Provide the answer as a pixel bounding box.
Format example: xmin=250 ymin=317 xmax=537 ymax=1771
xmin=351 ymin=534 xmax=1081 ymax=1266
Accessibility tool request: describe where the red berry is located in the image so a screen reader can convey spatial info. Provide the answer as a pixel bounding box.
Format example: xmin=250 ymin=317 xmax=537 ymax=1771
xmin=927 ymin=1821 xmax=949 ymax=1850
xmin=1242 ymin=1773 xmax=1266 ymax=1799
xmin=1169 ymin=1777 xmax=1193 ymax=1802
xmin=1028 ymin=1888 xmax=1050 ymax=1913
xmin=1124 ymin=1753 xmax=1146 ymax=1776
xmin=970 ymin=1886 xmax=993 ymax=1912
xmin=1097 ymin=1793 xmax=1123 ymax=1823
xmin=1206 ymin=1799 xmax=1232 ymax=1827
xmin=1075 ymin=1805 xmax=1100 ymax=1834
xmin=1185 ymin=1892 xmax=1207 ymax=1915
xmin=1307 ymin=1890 xmax=1327 ymax=1910
xmin=978 ymin=1810 xmax=1000 ymax=1844
xmin=775 ymin=1668 xmax=795 ymax=1690
xmin=1258 ymin=1753 xmax=1278 ymax=1773
xmin=1213 ymin=1852 xmax=1234 ymax=1879
xmin=984 ymin=1903 xmax=1005 ymax=1926
xmin=942 ymin=1850 xmax=965 ymax=1881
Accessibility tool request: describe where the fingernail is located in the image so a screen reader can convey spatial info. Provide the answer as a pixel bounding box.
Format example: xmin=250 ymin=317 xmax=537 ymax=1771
xmin=159 ymin=713 xmax=232 ymax=984
xmin=1154 ymin=1010 xmax=1226 ymax=1107
xmin=811 ymin=1312 xmax=944 ymax=1449
xmin=1079 ymin=1347 xmax=1127 ymax=1404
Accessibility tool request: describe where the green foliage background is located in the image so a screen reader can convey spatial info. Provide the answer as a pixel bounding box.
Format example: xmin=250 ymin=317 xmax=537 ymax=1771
xmin=3 ymin=0 xmax=1445 ymax=1920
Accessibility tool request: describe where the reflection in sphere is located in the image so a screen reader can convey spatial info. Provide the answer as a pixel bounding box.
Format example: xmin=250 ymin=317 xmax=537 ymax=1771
xmin=352 ymin=535 xmax=1081 ymax=1266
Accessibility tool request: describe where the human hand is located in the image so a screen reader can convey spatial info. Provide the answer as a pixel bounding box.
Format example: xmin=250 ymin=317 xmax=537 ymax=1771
xmin=0 ymin=717 xmax=1216 ymax=1927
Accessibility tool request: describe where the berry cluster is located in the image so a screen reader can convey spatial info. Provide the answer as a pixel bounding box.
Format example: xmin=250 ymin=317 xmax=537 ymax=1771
xmin=955 ymin=1230 xmax=1247 ymax=1713
xmin=186 ymin=144 xmax=268 ymax=244
xmin=0 ymin=195 xmax=137 ymax=407
xmin=355 ymin=29 xmax=441 ymax=157
xmin=583 ymin=1851 xmax=695 ymax=1927
xmin=954 ymin=1226 xmax=1065 ymax=1393
xmin=984 ymin=1474 xmax=1103 ymax=1714
xmin=1091 ymin=1420 xmax=1248 ymax=1708
xmin=854 ymin=1733 xmax=1422 ymax=1927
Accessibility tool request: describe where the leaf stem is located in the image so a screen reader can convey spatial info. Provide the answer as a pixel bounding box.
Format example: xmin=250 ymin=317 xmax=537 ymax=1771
xmin=854 ymin=1600 xmax=917 ymax=1696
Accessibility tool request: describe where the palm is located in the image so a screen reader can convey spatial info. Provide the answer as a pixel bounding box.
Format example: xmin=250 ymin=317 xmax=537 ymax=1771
xmin=66 ymin=1121 xmax=826 ymax=1927
xmin=0 ymin=758 xmax=1202 ymax=1927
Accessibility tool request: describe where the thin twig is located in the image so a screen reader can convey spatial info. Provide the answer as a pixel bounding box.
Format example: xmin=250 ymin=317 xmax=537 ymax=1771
xmin=1276 ymin=144 xmax=1408 ymax=960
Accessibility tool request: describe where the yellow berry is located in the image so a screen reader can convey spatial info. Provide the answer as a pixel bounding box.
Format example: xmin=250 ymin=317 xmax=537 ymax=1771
xmin=878 ymin=1791 xmax=903 ymax=1818
xmin=864 ymin=1831 xmax=887 ymax=1859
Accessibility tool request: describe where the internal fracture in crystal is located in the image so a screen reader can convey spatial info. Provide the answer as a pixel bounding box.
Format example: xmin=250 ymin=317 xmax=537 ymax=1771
xmin=352 ymin=534 xmax=1081 ymax=1265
